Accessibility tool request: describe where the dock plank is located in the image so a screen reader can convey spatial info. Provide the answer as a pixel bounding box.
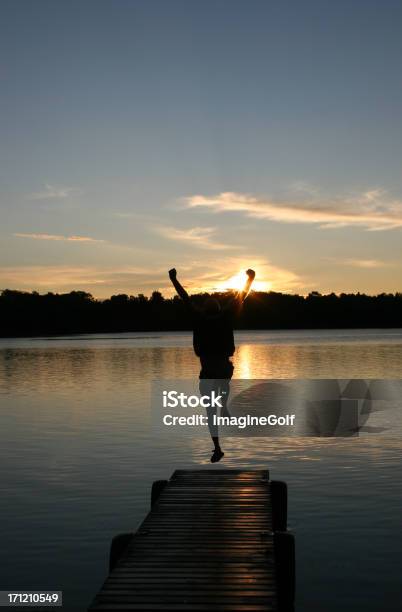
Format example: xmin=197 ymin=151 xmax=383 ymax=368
xmin=88 ymin=470 xmax=281 ymax=612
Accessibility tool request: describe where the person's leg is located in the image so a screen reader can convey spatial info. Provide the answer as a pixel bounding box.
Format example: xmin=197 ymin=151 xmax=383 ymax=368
xmin=199 ymin=377 xmax=223 ymax=461
xmin=208 ymin=360 xmax=233 ymax=459
xmin=210 ymin=380 xmax=224 ymax=461
xmin=220 ymin=378 xmax=231 ymax=418
xmin=206 ymin=402 xmax=221 ymax=453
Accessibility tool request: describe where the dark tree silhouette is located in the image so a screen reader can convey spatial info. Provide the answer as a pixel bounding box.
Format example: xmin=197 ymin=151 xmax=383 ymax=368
xmin=0 ymin=288 xmax=401 ymax=337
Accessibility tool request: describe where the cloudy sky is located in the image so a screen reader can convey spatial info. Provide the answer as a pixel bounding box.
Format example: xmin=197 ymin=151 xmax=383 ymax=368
xmin=1 ymin=0 xmax=402 ymax=297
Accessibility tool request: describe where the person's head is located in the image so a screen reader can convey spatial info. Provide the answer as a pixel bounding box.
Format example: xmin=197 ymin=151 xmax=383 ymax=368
xmin=203 ymin=297 xmax=221 ymax=316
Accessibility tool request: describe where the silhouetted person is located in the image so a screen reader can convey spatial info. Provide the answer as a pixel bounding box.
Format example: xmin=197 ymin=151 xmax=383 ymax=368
xmin=169 ymin=268 xmax=255 ymax=462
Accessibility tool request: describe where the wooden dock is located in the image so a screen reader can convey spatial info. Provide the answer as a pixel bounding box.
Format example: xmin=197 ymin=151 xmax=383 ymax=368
xmin=88 ymin=469 xmax=295 ymax=612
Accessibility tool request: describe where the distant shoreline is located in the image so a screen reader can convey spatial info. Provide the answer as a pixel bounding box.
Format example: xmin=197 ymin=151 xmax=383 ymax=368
xmin=1 ymin=327 xmax=402 ymax=341
xmin=1 ymin=289 xmax=402 ymax=337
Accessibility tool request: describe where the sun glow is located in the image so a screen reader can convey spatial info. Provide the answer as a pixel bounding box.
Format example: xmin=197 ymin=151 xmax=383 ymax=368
xmin=216 ymin=270 xmax=271 ymax=293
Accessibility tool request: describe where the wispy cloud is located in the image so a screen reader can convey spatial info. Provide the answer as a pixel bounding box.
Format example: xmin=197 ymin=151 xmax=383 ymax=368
xmin=0 ymin=258 xmax=305 ymax=297
xmin=28 ymin=184 xmax=81 ymax=200
xmin=0 ymin=266 xmax=107 ymax=289
xmin=185 ymin=189 xmax=402 ymax=231
xmin=342 ymin=258 xmax=389 ymax=269
xmin=13 ymin=233 xmax=104 ymax=243
xmin=154 ymin=226 xmax=233 ymax=250
xmin=0 ymin=265 xmax=166 ymax=293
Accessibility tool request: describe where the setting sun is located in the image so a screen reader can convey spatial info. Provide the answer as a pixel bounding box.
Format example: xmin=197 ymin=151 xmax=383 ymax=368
xmin=217 ymin=270 xmax=270 ymax=293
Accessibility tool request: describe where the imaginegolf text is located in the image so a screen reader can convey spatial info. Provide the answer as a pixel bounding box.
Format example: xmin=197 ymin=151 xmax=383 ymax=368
xmin=162 ymin=414 xmax=296 ymax=428
xmin=214 ymin=414 xmax=296 ymax=428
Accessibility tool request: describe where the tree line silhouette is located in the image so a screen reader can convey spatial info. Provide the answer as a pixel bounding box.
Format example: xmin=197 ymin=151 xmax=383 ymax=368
xmin=0 ymin=288 xmax=402 ymax=337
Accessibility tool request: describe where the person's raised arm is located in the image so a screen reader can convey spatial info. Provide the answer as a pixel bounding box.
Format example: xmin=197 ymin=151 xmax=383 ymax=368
xmin=238 ymin=268 xmax=255 ymax=303
xmin=168 ymin=268 xmax=191 ymax=304
xmin=224 ymin=269 xmax=256 ymax=313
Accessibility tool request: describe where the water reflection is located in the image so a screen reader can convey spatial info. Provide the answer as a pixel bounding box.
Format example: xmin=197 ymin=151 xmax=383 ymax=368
xmin=234 ymin=341 xmax=402 ymax=378
xmin=2 ymin=337 xmax=402 ymax=397
xmin=0 ymin=331 xmax=402 ymax=611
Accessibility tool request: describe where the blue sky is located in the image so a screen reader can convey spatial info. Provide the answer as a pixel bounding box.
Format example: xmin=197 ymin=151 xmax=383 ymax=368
xmin=1 ymin=0 xmax=402 ymax=296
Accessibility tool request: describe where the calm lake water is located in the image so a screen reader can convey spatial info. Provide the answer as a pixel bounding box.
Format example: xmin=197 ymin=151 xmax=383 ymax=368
xmin=1 ymin=329 xmax=402 ymax=611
